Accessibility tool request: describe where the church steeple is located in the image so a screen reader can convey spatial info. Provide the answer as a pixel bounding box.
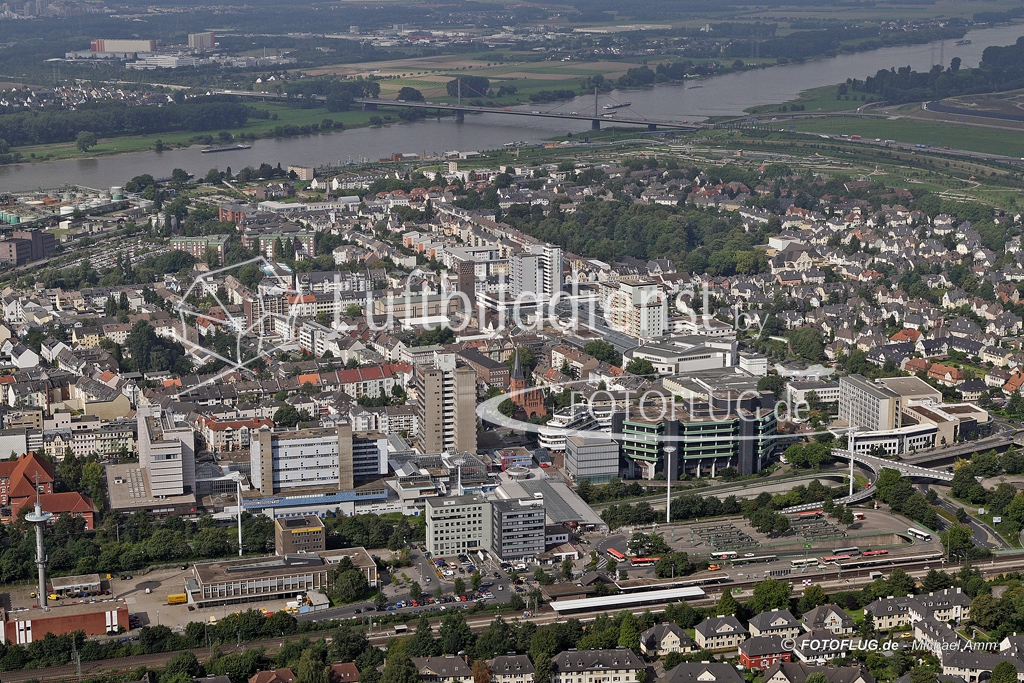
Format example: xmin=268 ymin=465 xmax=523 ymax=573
xmin=510 ymin=348 xmax=525 ymax=382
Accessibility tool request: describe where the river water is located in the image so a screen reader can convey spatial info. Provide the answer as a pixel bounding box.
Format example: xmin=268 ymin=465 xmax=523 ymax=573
xmin=2 ymin=23 xmax=1022 ymax=192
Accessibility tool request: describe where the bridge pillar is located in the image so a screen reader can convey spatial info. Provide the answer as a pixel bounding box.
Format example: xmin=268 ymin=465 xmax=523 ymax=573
xmin=591 ymin=119 xmax=600 ymax=131
xmin=647 ymin=123 xmax=658 ymax=131
xmin=362 ymin=102 xmax=377 ymax=111
xmin=455 ymin=109 xmax=465 ymax=123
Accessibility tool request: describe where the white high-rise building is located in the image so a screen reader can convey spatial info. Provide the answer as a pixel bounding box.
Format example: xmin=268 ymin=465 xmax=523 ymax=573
xmin=604 ymin=281 xmax=667 ymax=339
xmin=137 ymin=404 xmax=195 ymax=497
xmin=511 ymin=243 xmax=563 ymax=301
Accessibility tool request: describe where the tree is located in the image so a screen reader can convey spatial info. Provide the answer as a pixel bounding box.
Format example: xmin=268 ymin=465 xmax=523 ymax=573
xmin=296 ymin=650 xmax=330 ymax=683
xmin=797 ymin=584 xmax=827 ymax=613
xmin=757 ymin=373 xmax=785 ymax=396
xmin=471 ymin=570 xmax=483 ymax=592
xmin=840 ymin=507 xmax=855 ymax=526
xmin=752 ymin=578 xmax=792 ymax=613
xmin=453 ymin=577 xmax=466 ymax=595
xmin=624 ymin=358 xmax=656 ymax=378
xmin=374 ymin=592 xmax=388 ymax=609
xmin=409 ymin=616 xmax=438 ymax=657
xmin=618 ymin=611 xmax=640 ymax=651
xmin=921 ymin=569 xmax=953 ymax=592
xmin=164 ymin=651 xmax=202 ymax=678
xmin=438 ymin=612 xmax=473 ymax=655
xmin=409 ymin=581 xmax=422 ymax=601
xmin=76 ymin=131 xmax=98 ymax=152
xmin=472 ymin=660 xmax=491 ymax=683
xmin=397 ymin=87 xmax=425 ymax=101
xmin=584 ymin=340 xmax=622 ymax=366
xmin=991 ymin=661 xmax=1019 ymax=683
xmin=717 ymin=590 xmax=740 ymax=616
xmin=380 ymin=653 xmax=419 ymax=683
xmin=171 ymin=168 xmax=190 ymax=184
xmin=887 ymin=568 xmax=916 ymax=596
xmin=561 ymin=557 xmax=574 ymax=580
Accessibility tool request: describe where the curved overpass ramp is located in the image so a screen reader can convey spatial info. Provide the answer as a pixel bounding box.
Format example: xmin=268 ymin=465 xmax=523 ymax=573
xmin=782 ymin=449 xmax=952 ymax=513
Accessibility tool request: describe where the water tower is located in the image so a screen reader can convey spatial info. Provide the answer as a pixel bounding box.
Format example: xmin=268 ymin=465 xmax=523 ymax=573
xmin=25 ymin=488 xmax=52 ymax=609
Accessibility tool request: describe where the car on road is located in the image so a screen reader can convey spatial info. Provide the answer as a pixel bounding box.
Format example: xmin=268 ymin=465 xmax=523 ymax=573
xmin=354 ymin=609 xmax=362 ymax=614
xmin=744 ymin=553 xmax=755 ymax=557
xmin=493 ymin=572 xmax=501 ymax=578
xmin=498 ymin=585 xmax=503 ymax=591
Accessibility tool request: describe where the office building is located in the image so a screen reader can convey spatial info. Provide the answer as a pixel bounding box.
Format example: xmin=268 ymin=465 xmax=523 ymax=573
xmin=619 ymin=392 xmax=778 ymax=479
xmin=491 ymin=498 xmax=546 ymax=561
xmin=188 ymin=31 xmax=216 ymax=49
xmin=137 ymin=404 xmax=195 ymax=497
xmin=12 ymin=230 xmax=55 ymax=261
xmin=603 ymin=281 xmax=667 ymax=339
xmin=511 ymin=243 xmax=563 ymax=301
xmin=425 ymin=495 xmax=491 ymax=556
xmin=352 ymin=431 xmax=388 ymax=481
xmin=565 ymin=435 xmax=620 ymax=484
xmin=838 ymin=374 xmax=902 ymax=431
xmin=274 ymin=515 xmax=326 ymax=555
xmin=250 ymin=425 xmax=353 ymax=495
xmin=414 ymin=352 xmax=477 ymax=454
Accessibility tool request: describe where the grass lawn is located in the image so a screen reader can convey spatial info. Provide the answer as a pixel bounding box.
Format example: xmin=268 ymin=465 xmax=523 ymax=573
xmin=784 ymin=115 xmax=1024 ymax=157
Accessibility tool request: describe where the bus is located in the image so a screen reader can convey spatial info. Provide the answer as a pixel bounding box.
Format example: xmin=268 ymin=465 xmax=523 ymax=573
xmin=822 ymin=555 xmax=851 ymax=563
xmin=862 ymin=549 xmax=889 ymax=557
xmin=630 ymin=557 xmax=660 ymax=567
xmin=797 ymin=510 xmax=823 ymax=520
xmin=791 ymin=558 xmax=819 ymax=568
xmin=908 ymin=528 xmax=932 ymax=541
xmin=832 ymin=547 xmax=861 ymax=556
xmin=710 ymin=551 xmax=738 ymax=561
xmin=607 ymin=548 xmax=626 ymax=561
xmin=853 ymin=512 xmax=866 ymax=521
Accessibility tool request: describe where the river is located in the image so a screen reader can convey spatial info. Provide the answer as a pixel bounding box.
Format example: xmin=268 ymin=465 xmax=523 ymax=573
xmin=1 ymin=23 xmax=1022 ymax=192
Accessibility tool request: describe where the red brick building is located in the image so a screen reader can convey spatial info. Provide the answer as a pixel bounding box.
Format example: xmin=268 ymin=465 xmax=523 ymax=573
xmin=0 ymin=452 xmax=54 ymax=509
xmin=509 ymin=349 xmax=546 ymax=419
xmin=12 ymin=492 xmax=97 ymax=530
xmin=1 ymin=600 xmax=129 ymax=644
xmin=738 ymin=635 xmax=792 ymax=670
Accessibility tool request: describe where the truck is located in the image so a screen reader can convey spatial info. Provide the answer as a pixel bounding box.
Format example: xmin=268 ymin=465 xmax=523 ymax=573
xmin=167 ymin=593 xmax=188 ymax=605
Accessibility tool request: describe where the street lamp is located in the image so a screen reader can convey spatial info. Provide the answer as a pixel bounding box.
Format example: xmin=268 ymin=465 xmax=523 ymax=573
xmin=664 ymin=446 xmax=677 ymax=524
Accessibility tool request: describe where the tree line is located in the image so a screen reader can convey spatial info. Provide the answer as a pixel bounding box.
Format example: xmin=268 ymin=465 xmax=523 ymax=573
xmin=0 ymin=98 xmax=251 ymax=149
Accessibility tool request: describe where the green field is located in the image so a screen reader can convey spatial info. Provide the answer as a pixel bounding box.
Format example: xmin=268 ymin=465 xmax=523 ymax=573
xmin=14 ymin=103 xmax=383 ymax=163
xmin=784 ymin=116 xmax=1024 ymax=158
xmin=748 ymin=84 xmax=876 ymax=115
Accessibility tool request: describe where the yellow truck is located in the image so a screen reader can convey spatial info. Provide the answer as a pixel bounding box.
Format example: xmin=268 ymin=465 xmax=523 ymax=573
xmin=167 ymin=593 xmax=188 ymax=605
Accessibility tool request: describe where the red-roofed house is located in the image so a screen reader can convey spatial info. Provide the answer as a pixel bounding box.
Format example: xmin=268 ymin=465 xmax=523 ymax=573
xmin=928 ymin=363 xmax=964 ymax=387
xmin=298 ymin=373 xmax=321 ymax=387
xmin=249 ymin=668 xmax=296 ymax=683
xmin=903 ymin=357 xmax=930 ymax=374
xmin=1004 ymin=371 xmax=1024 ymax=395
xmin=331 ymin=663 xmax=360 ymax=683
xmin=0 ymin=452 xmax=54 ymax=508
xmin=11 ymin=491 xmax=96 ymax=529
xmin=890 ymin=329 xmax=921 ymax=343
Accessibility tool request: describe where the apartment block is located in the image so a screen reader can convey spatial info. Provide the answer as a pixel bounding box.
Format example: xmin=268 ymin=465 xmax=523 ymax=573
xmin=249 ymin=425 xmax=353 ymax=495
xmin=414 ymin=352 xmax=477 ymax=455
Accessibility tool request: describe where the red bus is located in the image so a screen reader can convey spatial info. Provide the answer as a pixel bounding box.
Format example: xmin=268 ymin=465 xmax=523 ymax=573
xmin=606 ymin=548 xmax=626 ymax=561
xmin=822 ymin=555 xmax=851 ymax=563
xmin=862 ymin=549 xmax=889 ymax=557
xmin=797 ymin=510 xmax=823 ymax=519
xmin=853 ymin=512 xmax=866 ymax=521
xmin=630 ymin=557 xmax=660 ymax=567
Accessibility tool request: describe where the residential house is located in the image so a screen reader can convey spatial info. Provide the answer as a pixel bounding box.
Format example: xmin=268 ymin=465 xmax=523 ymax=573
xmin=739 ymin=635 xmax=793 ymax=671
xmin=550 ymin=648 xmax=643 ymax=683
xmin=411 ymin=656 xmax=473 ymax=683
xmin=748 ymin=610 xmax=802 ymax=639
xmin=664 ymin=662 xmax=743 ymax=683
xmin=489 ymin=655 xmax=534 ymax=683
xmin=763 ymin=662 xmax=876 ymax=683
xmin=694 ymin=615 xmax=749 ymax=650
xmin=801 ymin=605 xmax=854 ymax=635
xmin=639 ymin=623 xmax=694 ymax=656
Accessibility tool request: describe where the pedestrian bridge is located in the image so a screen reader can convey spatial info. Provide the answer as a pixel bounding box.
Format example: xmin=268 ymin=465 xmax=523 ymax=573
xmin=782 ymin=448 xmax=952 ymax=514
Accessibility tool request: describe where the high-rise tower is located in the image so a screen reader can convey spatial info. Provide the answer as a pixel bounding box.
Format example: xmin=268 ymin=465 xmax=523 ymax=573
xmin=25 ymin=483 xmax=52 ymax=609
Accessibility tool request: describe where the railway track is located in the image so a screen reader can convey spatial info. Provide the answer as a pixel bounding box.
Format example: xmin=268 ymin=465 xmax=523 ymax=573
xmin=7 ymin=554 xmax=1024 ymax=683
